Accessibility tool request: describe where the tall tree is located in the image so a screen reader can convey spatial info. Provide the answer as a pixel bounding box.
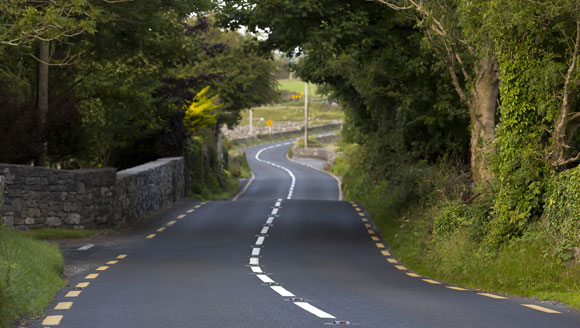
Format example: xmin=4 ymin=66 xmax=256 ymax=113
xmin=376 ymin=0 xmax=499 ymax=185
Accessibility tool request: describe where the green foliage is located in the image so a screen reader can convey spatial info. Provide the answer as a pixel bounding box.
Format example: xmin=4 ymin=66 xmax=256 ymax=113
xmin=184 ymin=133 xmax=249 ymax=201
xmin=184 ymin=86 xmax=220 ymax=132
xmin=486 ymin=1 xmax=561 ymax=245
xmin=0 ymin=229 xmax=64 ymax=328
xmin=544 ymin=166 xmax=580 ymax=261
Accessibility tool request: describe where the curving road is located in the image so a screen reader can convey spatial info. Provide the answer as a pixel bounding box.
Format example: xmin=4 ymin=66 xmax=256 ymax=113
xmin=32 ymin=140 xmax=580 ymax=327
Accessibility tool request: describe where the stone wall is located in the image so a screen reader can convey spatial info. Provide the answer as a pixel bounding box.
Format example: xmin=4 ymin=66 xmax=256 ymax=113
xmin=114 ymin=157 xmax=184 ymax=226
xmin=230 ymin=122 xmax=342 ymax=145
xmin=0 ymin=157 xmax=185 ymax=229
xmin=0 ymin=175 xmax=4 ymax=215
xmin=291 ymin=147 xmax=336 ymax=162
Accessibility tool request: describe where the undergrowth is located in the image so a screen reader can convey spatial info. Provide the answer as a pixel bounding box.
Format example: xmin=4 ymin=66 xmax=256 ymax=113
xmin=333 ymin=142 xmax=580 ymax=310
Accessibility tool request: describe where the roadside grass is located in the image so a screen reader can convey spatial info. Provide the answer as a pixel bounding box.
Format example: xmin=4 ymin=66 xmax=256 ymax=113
xmin=19 ymin=228 xmax=97 ymax=240
xmin=333 ymin=142 xmax=580 ymax=311
xmin=239 ymin=102 xmax=343 ymax=128
xmin=0 ymin=228 xmax=64 ymax=328
xmin=293 ymin=136 xmax=324 ymax=148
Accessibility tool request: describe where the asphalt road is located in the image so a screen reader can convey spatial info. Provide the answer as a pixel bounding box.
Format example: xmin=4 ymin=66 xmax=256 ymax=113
xmin=32 ymin=140 xmax=580 ymax=327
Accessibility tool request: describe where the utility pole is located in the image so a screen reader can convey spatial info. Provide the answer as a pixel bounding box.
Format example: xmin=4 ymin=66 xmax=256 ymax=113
xmin=304 ymin=82 xmax=309 ymax=147
xmin=249 ymin=109 xmax=253 ymax=135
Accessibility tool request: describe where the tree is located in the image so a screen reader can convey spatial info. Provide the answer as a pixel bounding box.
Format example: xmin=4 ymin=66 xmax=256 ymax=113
xmin=219 ymin=0 xmax=470 ymax=176
xmin=0 ymin=0 xmax=101 ymax=166
xmin=375 ymin=0 xmax=499 ymax=185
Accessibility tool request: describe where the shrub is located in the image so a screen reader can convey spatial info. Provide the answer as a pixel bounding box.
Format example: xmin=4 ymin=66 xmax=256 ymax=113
xmin=543 ymin=166 xmax=580 ymax=261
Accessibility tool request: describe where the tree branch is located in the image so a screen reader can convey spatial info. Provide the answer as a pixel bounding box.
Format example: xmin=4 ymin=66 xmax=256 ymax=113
xmin=447 ymin=47 xmax=472 ymax=112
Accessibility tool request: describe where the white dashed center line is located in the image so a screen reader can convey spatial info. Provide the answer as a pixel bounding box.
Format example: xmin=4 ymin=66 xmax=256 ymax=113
xmin=294 ymin=302 xmax=336 ymax=319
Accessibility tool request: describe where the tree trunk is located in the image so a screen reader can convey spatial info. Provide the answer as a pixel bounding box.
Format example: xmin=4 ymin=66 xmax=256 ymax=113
xmin=36 ymin=40 xmax=49 ymax=167
xmin=550 ymin=20 xmax=580 ymax=168
xmin=470 ymin=53 xmax=499 ymax=185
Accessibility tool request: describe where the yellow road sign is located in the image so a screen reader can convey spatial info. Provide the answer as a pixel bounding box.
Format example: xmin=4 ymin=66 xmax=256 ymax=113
xmin=266 ymin=120 xmax=273 ymax=127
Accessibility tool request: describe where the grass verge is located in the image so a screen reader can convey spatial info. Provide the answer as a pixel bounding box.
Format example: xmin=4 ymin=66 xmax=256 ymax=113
xmin=18 ymin=228 xmax=97 ymax=240
xmin=0 ymin=228 xmax=64 ymax=328
xmin=333 ymin=142 xmax=580 ymax=311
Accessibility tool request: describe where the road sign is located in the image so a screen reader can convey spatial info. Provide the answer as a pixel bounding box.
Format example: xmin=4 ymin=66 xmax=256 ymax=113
xmin=266 ymin=120 xmax=273 ymax=127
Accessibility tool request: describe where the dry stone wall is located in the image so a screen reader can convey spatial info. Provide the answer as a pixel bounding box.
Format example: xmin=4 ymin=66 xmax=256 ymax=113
xmin=0 ymin=157 xmax=185 ymax=229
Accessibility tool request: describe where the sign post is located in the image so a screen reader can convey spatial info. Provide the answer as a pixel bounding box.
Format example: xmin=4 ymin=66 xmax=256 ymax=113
xmin=266 ymin=119 xmax=273 ymax=135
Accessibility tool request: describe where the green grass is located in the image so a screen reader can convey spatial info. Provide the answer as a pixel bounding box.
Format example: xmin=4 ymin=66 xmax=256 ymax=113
xmin=19 ymin=228 xmax=97 ymax=240
xmin=240 ymin=102 xmax=343 ymax=128
xmin=278 ymin=79 xmax=321 ymax=95
xmin=0 ymin=228 xmax=65 ymax=327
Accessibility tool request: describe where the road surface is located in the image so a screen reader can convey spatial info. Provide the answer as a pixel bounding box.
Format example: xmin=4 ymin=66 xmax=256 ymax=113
xmin=33 ymin=140 xmax=580 ymax=327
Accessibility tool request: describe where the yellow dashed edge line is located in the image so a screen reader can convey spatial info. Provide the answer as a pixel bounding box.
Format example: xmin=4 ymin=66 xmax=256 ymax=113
xmin=386 ymin=258 xmax=398 ymax=264
xmin=75 ymin=282 xmax=90 ymax=289
xmin=422 ymin=279 xmax=442 ymax=285
xmin=406 ymin=272 xmax=421 ymax=278
xmin=42 ymin=315 xmax=63 ymax=326
xmin=54 ymin=302 xmax=73 ymax=310
xmin=286 ymin=154 xmax=343 ymax=201
xmin=146 ymin=234 xmax=156 ymax=239
xmin=47 ymin=247 xmax=137 ymax=323
xmin=478 ymin=292 xmax=507 ymax=300
xmin=157 ymin=227 xmax=166 ymax=232
xmin=521 ymin=304 xmax=561 ymax=314
xmin=371 ymin=236 xmax=380 ymax=241
xmin=186 ymin=209 xmax=194 ymax=213
xmin=167 ymin=221 xmax=176 ymax=226
xmin=446 ymin=286 xmax=467 ymax=291
xmin=177 ymin=214 xmax=186 ymax=219
xmin=65 ymin=291 xmax=81 ymax=297
xmin=233 ymin=172 xmax=255 ymax=201
xmin=395 ymin=265 xmax=408 ymax=271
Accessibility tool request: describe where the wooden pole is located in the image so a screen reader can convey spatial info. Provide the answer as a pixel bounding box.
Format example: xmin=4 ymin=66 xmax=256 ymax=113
xmin=304 ymin=82 xmax=309 ymax=147
xmin=249 ymin=109 xmax=253 ymax=135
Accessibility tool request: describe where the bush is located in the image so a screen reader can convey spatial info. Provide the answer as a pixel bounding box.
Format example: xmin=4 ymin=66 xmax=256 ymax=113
xmin=434 ymin=199 xmax=492 ymax=242
xmin=543 ymin=166 xmax=580 ymax=261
